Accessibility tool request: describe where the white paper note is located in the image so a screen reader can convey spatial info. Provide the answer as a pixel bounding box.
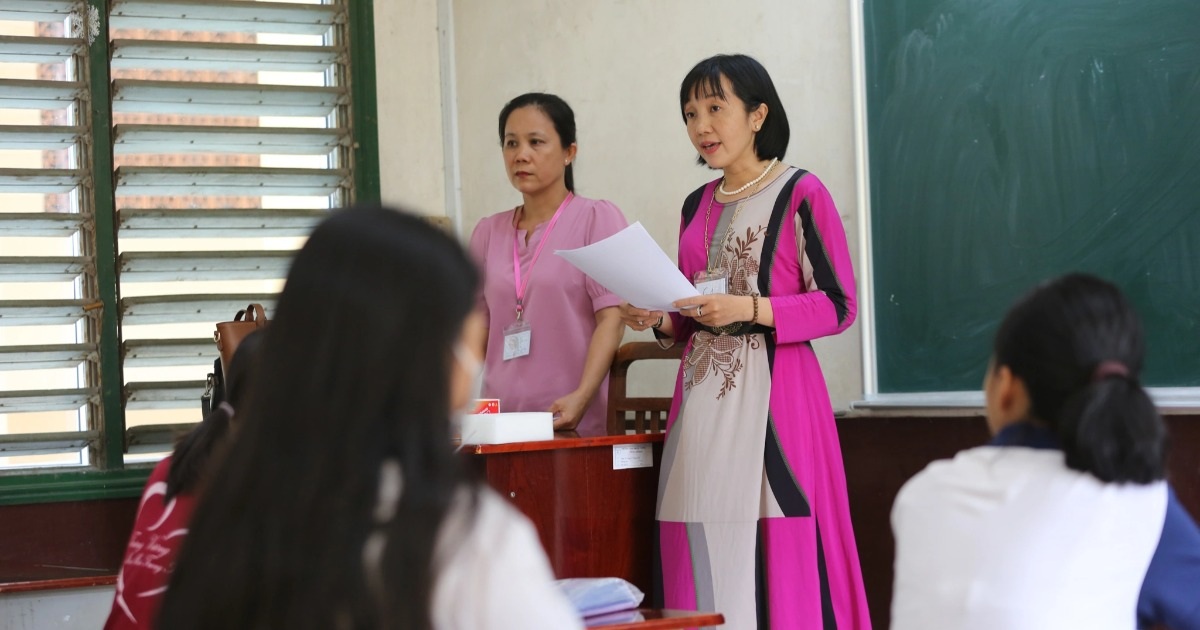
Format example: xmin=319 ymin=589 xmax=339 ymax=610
xmin=612 ymin=443 xmax=653 ymax=470
xmin=556 ymin=222 xmax=699 ymax=312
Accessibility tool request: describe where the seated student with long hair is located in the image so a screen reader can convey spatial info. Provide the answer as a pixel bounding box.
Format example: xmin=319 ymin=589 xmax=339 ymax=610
xmin=891 ymin=273 xmax=1200 ymax=630
xmin=156 ymin=207 xmax=582 ymax=629
xmin=103 ymin=330 xmax=263 ymax=630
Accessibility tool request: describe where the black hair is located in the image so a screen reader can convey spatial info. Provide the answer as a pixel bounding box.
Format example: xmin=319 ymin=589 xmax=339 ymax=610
xmin=679 ymin=54 xmax=790 ymax=166
xmin=164 ymin=329 xmax=263 ymax=501
xmin=992 ymin=273 xmax=1166 ymax=484
xmin=158 ymin=206 xmax=481 ymax=630
xmin=498 ymin=92 xmax=577 ymax=191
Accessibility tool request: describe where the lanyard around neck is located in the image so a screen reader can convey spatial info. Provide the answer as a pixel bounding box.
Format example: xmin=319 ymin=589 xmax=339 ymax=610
xmin=512 ymin=192 xmax=573 ymax=320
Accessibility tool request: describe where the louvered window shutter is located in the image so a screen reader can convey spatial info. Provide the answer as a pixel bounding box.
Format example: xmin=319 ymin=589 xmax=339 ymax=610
xmin=109 ymin=0 xmax=350 ymax=460
xmin=1 ymin=0 xmax=359 ymax=470
xmin=0 ymin=1 xmax=100 ymax=467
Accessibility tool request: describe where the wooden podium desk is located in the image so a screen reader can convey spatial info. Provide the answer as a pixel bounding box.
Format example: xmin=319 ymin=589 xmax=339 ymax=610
xmin=461 ymin=431 xmax=664 ymax=595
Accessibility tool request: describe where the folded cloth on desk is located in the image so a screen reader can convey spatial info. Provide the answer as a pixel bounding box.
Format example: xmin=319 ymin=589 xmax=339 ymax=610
xmin=460 ymin=412 xmax=553 ymax=445
xmin=555 ymin=577 xmax=645 ymax=618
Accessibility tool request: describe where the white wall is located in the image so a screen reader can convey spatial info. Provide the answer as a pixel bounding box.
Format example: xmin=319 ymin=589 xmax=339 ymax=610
xmin=380 ymin=1 xmax=867 ymax=407
xmin=374 ymin=0 xmax=448 ymax=215
xmin=391 ymin=0 xmax=866 ymax=407
xmin=0 ymin=586 xmax=114 ymax=629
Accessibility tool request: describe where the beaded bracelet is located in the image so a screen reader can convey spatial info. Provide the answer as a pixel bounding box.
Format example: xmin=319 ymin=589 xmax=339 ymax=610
xmin=751 ymin=293 xmax=759 ymax=325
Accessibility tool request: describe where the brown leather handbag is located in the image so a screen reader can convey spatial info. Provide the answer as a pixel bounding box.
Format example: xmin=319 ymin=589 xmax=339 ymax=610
xmin=214 ymin=303 xmax=268 ymax=376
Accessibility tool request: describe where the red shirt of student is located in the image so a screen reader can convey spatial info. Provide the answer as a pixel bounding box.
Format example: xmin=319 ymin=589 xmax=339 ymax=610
xmin=104 ymin=457 xmax=196 ymax=630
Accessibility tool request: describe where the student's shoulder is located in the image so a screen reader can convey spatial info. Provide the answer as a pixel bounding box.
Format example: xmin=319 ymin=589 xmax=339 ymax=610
xmin=433 ymin=486 xmax=581 ymax=629
xmin=135 ymin=455 xmax=174 ymax=494
xmin=897 ymin=445 xmax=1054 ymax=503
xmin=911 ymin=444 xmax=1003 ymax=477
xmin=474 ymin=486 xmax=537 ymax=535
xmin=150 ymin=454 xmax=174 ymax=480
xmin=439 ymin=485 xmax=536 ymax=550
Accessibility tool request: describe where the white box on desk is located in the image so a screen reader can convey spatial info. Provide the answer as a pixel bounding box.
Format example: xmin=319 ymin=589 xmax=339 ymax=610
xmin=460 ymin=412 xmax=554 ymax=445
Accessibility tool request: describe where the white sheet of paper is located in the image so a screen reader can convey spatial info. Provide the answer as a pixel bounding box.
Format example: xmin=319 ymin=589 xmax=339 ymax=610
xmin=555 ymin=222 xmax=699 ymax=312
xmin=612 ymin=443 xmax=653 ymax=470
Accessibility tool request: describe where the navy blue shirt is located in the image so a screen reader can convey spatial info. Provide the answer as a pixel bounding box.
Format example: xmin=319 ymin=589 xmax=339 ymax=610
xmin=991 ymin=423 xmax=1200 ymax=629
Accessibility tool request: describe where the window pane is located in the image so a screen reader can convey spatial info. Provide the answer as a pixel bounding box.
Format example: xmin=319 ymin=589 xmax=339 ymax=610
xmin=0 ymin=9 xmax=95 ymax=470
xmin=110 ymin=0 xmax=349 ymax=462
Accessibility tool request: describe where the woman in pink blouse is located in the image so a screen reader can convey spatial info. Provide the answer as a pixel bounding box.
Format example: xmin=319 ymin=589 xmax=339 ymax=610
xmin=469 ymin=93 xmax=628 ymax=433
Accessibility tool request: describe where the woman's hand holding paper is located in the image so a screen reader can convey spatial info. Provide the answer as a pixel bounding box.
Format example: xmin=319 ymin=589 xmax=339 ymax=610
xmin=618 ymin=302 xmax=666 ymax=332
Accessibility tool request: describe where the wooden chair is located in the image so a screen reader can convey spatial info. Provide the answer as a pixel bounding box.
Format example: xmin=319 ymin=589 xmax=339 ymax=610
xmin=607 ymin=341 xmax=684 ymax=435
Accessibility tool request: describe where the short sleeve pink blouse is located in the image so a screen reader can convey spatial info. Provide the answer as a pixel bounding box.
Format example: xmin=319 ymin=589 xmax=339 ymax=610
xmin=468 ymin=195 xmax=627 ymax=434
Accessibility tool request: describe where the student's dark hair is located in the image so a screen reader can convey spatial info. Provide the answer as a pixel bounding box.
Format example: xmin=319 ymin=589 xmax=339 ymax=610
xmin=679 ymin=54 xmax=790 ymax=166
xmin=158 ymin=206 xmax=481 ymax=630
xmin=992 ymin=273 xmax=1166 ymax=484
xmin=164 ymin=329 xmax=263 ymax=501
xmin=498 ymin=92 xmax=577 ymax=192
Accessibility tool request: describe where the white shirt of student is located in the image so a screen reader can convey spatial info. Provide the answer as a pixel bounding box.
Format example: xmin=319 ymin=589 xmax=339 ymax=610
xmin=891 ymin=445 xmax=1168 ymax=630
xmin=431 ymin=487 xmax=584 ymax=630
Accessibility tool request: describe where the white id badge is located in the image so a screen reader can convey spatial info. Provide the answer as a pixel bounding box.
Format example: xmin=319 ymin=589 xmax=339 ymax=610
xmin=502 ymin=320 xmax=532 ymax=360
xmin=693 ymin=269 xmax=729 ymax=295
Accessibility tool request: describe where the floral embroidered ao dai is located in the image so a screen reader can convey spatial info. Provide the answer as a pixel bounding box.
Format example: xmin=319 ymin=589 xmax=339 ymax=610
xmin=657 ymin=168 xmax=872 ymax=629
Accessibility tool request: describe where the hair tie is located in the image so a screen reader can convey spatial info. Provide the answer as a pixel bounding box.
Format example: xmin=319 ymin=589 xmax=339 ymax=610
xmin=1092 ymin=360 xmax=1130 ymax=382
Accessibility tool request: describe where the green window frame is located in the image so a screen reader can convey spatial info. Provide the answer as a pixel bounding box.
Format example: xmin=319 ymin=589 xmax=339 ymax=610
xmin=0 ymin=0 xmax=379 ymax=506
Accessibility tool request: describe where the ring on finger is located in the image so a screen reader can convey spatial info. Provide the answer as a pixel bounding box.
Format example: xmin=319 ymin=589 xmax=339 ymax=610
xmin=638 ymin=319 xmax=644 ymax=326
xmin=697 ymin=306 xmax=703 ymax=317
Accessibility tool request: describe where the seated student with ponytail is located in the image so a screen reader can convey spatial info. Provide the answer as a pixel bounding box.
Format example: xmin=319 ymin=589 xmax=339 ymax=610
xmin=103 ymin=331 xmax=263 ymax=630
xmin=890 ymin=273 xmax=1200 ymax=630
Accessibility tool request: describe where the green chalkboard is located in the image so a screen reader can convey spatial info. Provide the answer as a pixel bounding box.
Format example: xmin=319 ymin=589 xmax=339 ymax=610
xmin=865 ymin=0 xmax=1200 ymax=393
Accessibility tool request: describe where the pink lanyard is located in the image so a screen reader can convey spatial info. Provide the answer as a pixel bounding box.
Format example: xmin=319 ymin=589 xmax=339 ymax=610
xmin=512 ymin=192 xmax=573 ymax=320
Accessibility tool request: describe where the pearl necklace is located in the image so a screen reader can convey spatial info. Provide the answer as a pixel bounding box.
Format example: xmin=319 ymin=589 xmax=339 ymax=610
xmin=718 ymin=157 xmax=779 ymax=196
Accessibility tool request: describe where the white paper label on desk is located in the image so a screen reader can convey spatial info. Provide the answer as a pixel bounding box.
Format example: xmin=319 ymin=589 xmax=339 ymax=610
xmin=612 ymin=443 xmax=653 ymax=470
